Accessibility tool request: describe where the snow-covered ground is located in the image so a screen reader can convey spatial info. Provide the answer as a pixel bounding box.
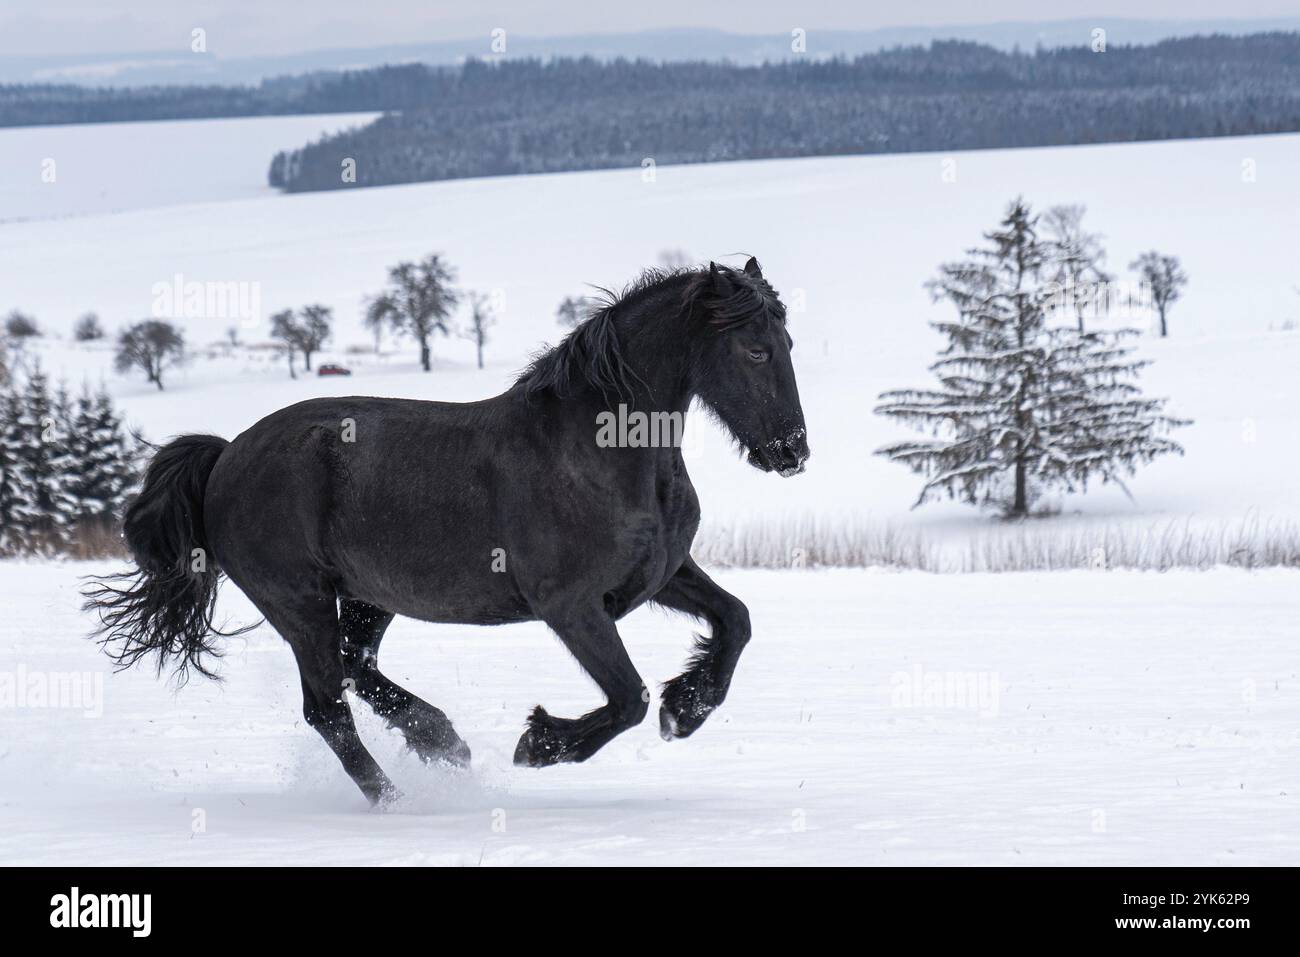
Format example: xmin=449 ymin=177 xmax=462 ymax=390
xmin=1 ymin=118 xmax=1297 ymax=865
xmin=2 ymin=562 xmax=1296 ymax=865
xmin=0 ymin=112 xmax=380 ymax=223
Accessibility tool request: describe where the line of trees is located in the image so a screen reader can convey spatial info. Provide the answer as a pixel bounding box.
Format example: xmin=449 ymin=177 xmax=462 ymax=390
xmin=0 ymin=365 xmax=140 ymax=556
xmin=875 ymin=198 xmax=1191 ymax=518
xmin=4 ymin=310 xmax=188 ymax=393
xmin=265 ymin=35 xmax=1300 ymax=193
xmin=4 ymin=254 xmax=507 ymax=391
xmin=6 ymin=34 xmax=1300 ymax=133
xmin=267 ymin=258 xmax=504 ymax=376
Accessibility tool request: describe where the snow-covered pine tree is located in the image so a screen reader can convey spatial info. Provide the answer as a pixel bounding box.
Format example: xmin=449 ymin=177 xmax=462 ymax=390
xmin=8 ymin=367 xmax=77 ymax=548
xmin=70 ymin=388 xmax=132 ymax=521
xmin=64 ymin=388 xmax=104 ymax=526
xmin=875 ymin=198 xmax=1189 ymax=518
xmin=0 ymin=388 xmax=37 ymax=553
xmin=66 ymin=385 xmax=138 ymax=527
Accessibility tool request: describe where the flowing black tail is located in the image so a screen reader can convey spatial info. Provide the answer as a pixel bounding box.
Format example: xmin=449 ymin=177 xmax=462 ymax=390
xmin=84 ymin=433 xmax=242 ymax=683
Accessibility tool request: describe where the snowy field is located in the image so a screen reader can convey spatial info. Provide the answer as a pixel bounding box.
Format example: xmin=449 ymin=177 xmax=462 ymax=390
xmin=1 ymin=117 xmax=1298 ymax=865
xmin=2 ymin=562 xmax=1297 ymax=866
xmin=0 ymin=112 xmax=379 ymax=223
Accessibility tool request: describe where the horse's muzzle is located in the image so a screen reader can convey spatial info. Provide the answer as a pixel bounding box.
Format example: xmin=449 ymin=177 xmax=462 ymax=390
xmin=747 ymin=428 xmax=810 ymax=477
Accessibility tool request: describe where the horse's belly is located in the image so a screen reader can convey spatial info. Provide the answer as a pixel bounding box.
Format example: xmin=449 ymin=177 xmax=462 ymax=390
xmin=335 ymin=544 xmax=534 ymax=626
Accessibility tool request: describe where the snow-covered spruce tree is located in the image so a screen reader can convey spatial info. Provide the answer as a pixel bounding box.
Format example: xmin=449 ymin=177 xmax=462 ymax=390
xmin=63 ymin=384 xmax=137 ymax=533
xmin=5 ymin=367 xmax=76 ymax=549
xmin=875 ymin=199 xmax=1189 ymax=518
xmin=0 ymin=388 xmax=37 ymax=553
xmin=94 ymin=387 xmax=139 ymax=517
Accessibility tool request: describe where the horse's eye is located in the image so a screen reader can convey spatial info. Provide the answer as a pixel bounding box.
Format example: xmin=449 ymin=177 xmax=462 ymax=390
xmin=748 ymin=349 xmax=769 ymax=363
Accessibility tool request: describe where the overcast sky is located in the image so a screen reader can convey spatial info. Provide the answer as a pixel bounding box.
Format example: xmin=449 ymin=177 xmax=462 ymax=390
xmin=2 ymin=1 xmax=1295 ymax=57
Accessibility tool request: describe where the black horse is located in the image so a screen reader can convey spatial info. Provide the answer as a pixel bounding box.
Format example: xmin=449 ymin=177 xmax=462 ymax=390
xmin=86 ymin=258 xmax=809 ymax=805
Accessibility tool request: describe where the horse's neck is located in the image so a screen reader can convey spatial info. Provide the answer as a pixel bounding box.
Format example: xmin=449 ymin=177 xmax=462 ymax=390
xmin=629 ymin=365 xmax=692 ymax=414
xmin=619 ymin=309 xmax=694 ymax=414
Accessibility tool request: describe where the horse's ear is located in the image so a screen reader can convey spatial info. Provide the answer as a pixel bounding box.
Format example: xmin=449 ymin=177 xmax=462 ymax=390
xmin=743 ymin=256 xmax=763 ymax=279
xmin=709 ymin=261 xmax=733 ymax=298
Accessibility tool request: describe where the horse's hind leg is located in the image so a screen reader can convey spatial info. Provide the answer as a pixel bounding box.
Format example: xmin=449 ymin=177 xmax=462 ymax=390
xmin=651 ymin=558 xmax=752 ymax=740
xmin=261 ymin=598 xmax=396 ymax=806
xmin=339 ymin=599 xmax=471 ymax=767
xmin=514 ymin=601 xmax=648 ymax=768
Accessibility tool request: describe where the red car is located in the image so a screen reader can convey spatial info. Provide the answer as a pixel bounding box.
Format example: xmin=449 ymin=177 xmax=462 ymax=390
xmin=317 ymin=364 xmax=352 ymax=377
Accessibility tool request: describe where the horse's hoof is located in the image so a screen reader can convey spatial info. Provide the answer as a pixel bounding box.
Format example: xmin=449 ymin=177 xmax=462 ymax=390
xmin=658 ymin=705 xmax=682 ymax=741
xmin=369 ymin=781 xmax=403 ymax=810
xmin=512 ymin=730 xmax=536 ymax=766
xmin=420 ymin=737 xmax=472 ymax=770
xmin=659 ymin=674 xmax=716 ymax=739
xmin=513 ymin=707 xmax=568 ymax=767
xmin=448 ymin=738 xmax=473 ymax=768
xmin=513 ymin=728 xmax=562 ymax=767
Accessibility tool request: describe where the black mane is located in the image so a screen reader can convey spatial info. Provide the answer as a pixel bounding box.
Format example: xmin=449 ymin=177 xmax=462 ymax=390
xmin=516 ymin=263 xmax=783 ymax=402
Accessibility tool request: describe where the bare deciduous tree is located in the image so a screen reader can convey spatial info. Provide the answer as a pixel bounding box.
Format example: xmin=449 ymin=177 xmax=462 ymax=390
xmin=555 ymin=295 xmax=590 ymax=330
xmin=1042 ymin=205 xmax=1111 ymax=332
xmin=4 ymin=311 xmax=40 ymax=340
xmin=460 ymin=292 xmax=496 ymax=369
xmin=114 ymin=320 xmax=185 ymax=391
xmin=1129 ymin=251 xmax=1188 ymax=337
xmin=270 ymin=309 xmax=299 ymax=379
xmin=269 ymin=305 xmax=333 ymax=377
xmin=365 ymin=255 xmax=459 ymax=372
xmin=283 ymin=304 xmax=333 ymax=371
xmin=73 ymin=313 xmax=104 ymax=342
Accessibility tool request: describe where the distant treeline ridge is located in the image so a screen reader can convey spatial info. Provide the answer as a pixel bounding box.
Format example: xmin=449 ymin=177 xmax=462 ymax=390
xmin=2 ymin=34 xmax=1297 ymax=192
xmin=264 ymin=35 xmax=1300 ymax=192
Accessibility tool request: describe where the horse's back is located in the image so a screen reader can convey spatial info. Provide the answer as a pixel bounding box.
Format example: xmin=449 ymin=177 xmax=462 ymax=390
xmin=205 ymin=394 xmax=533 ymax=621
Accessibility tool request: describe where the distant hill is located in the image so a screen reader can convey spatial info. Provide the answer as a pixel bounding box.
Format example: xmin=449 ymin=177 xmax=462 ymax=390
xmin=266 ymin=34 xmax=1300 ymax=194
xmin=4 ymin=18 xmax=1300 ymax=87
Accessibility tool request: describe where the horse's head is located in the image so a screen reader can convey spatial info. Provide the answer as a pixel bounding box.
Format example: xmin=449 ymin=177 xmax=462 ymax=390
xmin=688 ymin=258 xmax=810 ymax=477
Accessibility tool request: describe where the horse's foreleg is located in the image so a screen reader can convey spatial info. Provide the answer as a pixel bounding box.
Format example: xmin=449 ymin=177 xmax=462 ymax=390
xmin=514 ymin=603 xmax=648 ymax=767
xmin=338 ymin=599 xmax=471 ymax=768
xmin=651 ymin=558 xmax=752 ymax=740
